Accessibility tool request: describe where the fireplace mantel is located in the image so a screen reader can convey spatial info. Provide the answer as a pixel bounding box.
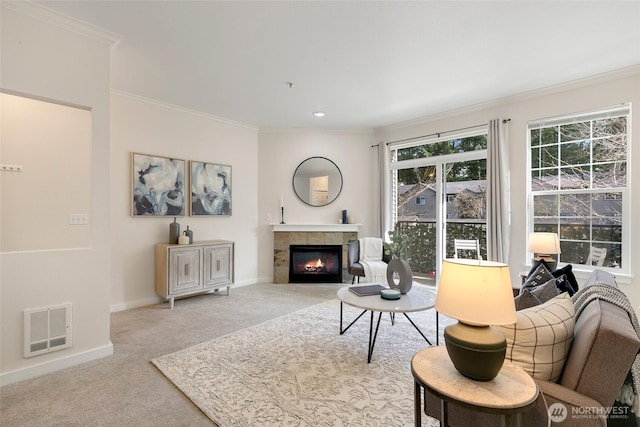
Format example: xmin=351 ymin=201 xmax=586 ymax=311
xmin=272 ymin=224 xmax=360 ymax=233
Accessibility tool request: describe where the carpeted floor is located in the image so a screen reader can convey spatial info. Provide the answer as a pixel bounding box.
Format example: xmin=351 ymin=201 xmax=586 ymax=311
xmin=152 ymin=298 xmax=447 ymax=426
xmin=0 ymin=283 xmax=352 ymax=426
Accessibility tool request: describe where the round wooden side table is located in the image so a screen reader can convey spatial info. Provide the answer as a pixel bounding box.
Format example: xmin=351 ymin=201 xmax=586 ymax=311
xmin=411 ymin=346 xmax=539 ymax=426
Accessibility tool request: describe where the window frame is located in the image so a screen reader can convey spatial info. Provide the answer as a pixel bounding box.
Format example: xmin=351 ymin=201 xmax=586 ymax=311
xmin=389 ymin=127 xmax=488 ymax=283
xmin=526 ymin=104 xmax=631 ymax=278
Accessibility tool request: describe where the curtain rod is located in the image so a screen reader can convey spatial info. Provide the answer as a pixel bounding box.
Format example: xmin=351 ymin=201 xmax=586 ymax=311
xmin=384 ymin=118 xmax=511 ymax=146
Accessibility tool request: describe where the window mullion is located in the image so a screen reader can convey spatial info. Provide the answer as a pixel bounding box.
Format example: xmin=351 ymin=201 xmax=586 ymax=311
xmin=528 ymin=104 xmax=629 ymax=272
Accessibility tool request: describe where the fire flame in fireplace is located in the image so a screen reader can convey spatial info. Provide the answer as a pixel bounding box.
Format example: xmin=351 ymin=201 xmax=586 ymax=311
xmin=304 ymin=258 xmax=324 ymax=272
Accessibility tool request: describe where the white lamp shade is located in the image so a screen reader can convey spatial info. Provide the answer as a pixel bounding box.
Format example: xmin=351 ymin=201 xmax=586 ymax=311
xmin=528 ymin=232 xmax=561 ymax=255
xmin=436 ymin=259 xmax=516 ymax=326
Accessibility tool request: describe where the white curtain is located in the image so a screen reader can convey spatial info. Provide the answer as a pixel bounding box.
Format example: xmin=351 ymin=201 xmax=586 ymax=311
xmin=377 ymin=143 xmax=390 ymax=239
xmin=486 ymin=119 xmax=510 ymax=263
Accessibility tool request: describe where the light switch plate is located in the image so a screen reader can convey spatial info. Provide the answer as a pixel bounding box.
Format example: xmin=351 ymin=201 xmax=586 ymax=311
xmin=69 ymin=214 xmax=89 ymax=225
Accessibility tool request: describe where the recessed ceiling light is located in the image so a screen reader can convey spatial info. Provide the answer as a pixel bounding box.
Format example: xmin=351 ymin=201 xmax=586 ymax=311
xmin=313 ymin=111 xmax=326 ymax=118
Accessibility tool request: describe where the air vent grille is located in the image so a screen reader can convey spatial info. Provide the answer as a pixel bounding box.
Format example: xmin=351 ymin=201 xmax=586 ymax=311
xmin=24 ymin=303 xmax=72 ymax=358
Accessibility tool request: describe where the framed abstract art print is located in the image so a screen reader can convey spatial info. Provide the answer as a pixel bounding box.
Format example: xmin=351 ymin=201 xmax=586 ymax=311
xmin=132 ymin=153 xmax=186 ymax=216
xmin=190 ymin=161 xmax=232 ymax=216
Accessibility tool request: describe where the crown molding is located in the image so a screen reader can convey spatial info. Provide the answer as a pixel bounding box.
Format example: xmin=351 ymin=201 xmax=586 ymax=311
xmin=258 ymin=127 xmax=374 ymax=136
xmin=378 ymin=65 xmax=640 ymax=133
xmin=111 ymin=89 xmax=259 ymax=131
xmin=2 ymin=1 xmax=121 ymax=47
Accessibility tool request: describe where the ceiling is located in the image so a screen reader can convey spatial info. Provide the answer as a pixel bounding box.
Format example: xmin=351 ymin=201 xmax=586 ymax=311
xmin=32 ymin=1 xmax=640 ymax=130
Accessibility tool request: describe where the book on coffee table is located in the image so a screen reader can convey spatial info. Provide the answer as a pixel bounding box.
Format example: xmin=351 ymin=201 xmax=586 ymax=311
xmin=348 ymin=284 xmax=387 ymax=296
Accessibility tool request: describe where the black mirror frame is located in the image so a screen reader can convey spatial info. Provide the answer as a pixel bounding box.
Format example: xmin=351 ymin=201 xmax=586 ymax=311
xmin=292 ymin=156 xmax=343 ymax=207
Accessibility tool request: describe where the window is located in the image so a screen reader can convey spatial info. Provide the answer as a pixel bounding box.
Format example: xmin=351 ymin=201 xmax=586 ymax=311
xmin=528 ymin=104 xmax=629 ymax=271
xmin=389 ymin=130 xmax=488 ymax=283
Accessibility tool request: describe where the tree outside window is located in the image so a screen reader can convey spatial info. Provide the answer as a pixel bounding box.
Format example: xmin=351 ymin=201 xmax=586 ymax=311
xmin=529 ymin=106 xmax=629 ymax=270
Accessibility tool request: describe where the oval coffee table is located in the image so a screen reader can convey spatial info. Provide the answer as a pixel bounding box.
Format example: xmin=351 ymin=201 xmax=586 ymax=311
xmin=337 ymin=284 xmax=437 ymax=363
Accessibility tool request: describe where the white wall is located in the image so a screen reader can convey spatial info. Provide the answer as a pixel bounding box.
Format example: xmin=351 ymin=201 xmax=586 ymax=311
xmin=0 ymin=5 xmax=114 ymax=384
xmin=257 ymin=130 xmax=376 ymax=283
xmin=1 ymin=93 xmax=92 ymax=252
xmin=110 ymin=93 xmax=259 ymax=311
xmin=375 ymin=68 xmax=640 ymax=310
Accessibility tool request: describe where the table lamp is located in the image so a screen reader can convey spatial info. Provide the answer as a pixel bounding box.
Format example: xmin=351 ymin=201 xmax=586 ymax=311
xmin=436 ymin=259 xmax=516 ymax=381
xmin=528 ymin=232 xmax=561 ymax=270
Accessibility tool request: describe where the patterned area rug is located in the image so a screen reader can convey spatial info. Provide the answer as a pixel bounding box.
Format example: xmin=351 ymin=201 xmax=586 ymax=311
xmin=152 ymin=298 xmax=450 ymax=426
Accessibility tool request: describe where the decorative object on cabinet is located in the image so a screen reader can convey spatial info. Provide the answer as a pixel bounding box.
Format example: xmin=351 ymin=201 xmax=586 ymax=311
xmin=132 ymin=153 xmax=185 ymax=216
xmin=169 ymin=217 xmax=180 ymax=244
xmin=190 ymin=161 xmax=232 ymax=216
xmin=155 ymin=240 xmax=234 ymax=309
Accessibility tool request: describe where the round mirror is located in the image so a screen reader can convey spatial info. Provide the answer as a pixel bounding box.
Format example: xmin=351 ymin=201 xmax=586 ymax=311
xmin=292 ymin=157 xmax=343 ymax=207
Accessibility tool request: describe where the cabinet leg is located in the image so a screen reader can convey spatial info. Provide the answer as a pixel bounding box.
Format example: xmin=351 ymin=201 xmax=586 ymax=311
xmin=170 ymin=297 xmax=174 ymax=309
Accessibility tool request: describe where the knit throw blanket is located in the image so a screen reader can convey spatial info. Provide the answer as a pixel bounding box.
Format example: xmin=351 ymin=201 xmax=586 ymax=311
xmin=572 ymin=283 xmax=640 ymax=414
xmin=358 ymin=238 xmax=387 ymax=284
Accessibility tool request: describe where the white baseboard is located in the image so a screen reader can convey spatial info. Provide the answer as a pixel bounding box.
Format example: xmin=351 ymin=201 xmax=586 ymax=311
xmin=110 ymin=296 xmax=161 ymax=312
xmin=254 ymin=276 xmax=276 ymax=285
xmin=109 ymin=281 xmax=269 ymax=313
xmin=0 ymin=342 xmax=114 ymax=387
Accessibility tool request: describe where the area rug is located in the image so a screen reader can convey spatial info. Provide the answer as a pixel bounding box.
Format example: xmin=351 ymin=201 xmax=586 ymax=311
xmin=152 ymin=299 xmax=450 ymax=426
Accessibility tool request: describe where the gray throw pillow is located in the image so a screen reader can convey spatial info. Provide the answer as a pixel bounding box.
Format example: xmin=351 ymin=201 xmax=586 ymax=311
xmin=520 ymin=263 xmax=555 ymax=294
xmin=531 ymin=277 xmax=562 ymax=303
xmin=515 ymin=289 xmax=542 ymax=311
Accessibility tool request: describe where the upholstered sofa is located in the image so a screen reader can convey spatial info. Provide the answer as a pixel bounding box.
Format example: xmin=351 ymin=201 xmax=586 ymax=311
xmin=424 ymin=271 xmax=640 ymax=427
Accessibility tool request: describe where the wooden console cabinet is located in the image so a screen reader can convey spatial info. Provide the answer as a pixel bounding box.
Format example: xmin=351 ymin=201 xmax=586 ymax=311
xmin=155 ymin=240 xmax=234 ymax=308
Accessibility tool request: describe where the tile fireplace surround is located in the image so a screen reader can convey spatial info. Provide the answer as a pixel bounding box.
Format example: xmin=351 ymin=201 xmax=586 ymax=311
xmin=272 ymin=224 xmax=359 ymax=283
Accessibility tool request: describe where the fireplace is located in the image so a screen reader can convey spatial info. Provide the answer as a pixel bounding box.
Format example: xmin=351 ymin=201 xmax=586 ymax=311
xmin=289 ymin=245 xmax=343 ymax=283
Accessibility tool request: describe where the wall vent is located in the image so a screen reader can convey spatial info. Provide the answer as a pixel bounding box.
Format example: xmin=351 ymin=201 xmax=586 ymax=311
xmin=24 ymin=303 xmax=72 ymax=358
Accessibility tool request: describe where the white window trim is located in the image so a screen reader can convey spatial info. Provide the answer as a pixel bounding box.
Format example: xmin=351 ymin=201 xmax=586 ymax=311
xmin=526 ymin=103 xmax=631 ymax=278
xmin=389 ymin=128 xmax=488 ymax=283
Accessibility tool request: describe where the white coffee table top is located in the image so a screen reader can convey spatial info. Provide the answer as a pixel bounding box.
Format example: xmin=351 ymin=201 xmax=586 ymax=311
xmin=337 ymin=284 xmax=436 ymax=313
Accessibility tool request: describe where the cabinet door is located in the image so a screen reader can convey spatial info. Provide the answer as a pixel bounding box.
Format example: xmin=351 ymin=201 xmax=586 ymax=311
xmin=168 ymin=247 xmax=202 ymax=295
xmin=203 ymin=244 xmax=232 ymax=288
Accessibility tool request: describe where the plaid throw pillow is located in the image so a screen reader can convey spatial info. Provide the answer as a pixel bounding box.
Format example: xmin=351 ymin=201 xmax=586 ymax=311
xmin=496 ymin=293 xmax=575 ymax=382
